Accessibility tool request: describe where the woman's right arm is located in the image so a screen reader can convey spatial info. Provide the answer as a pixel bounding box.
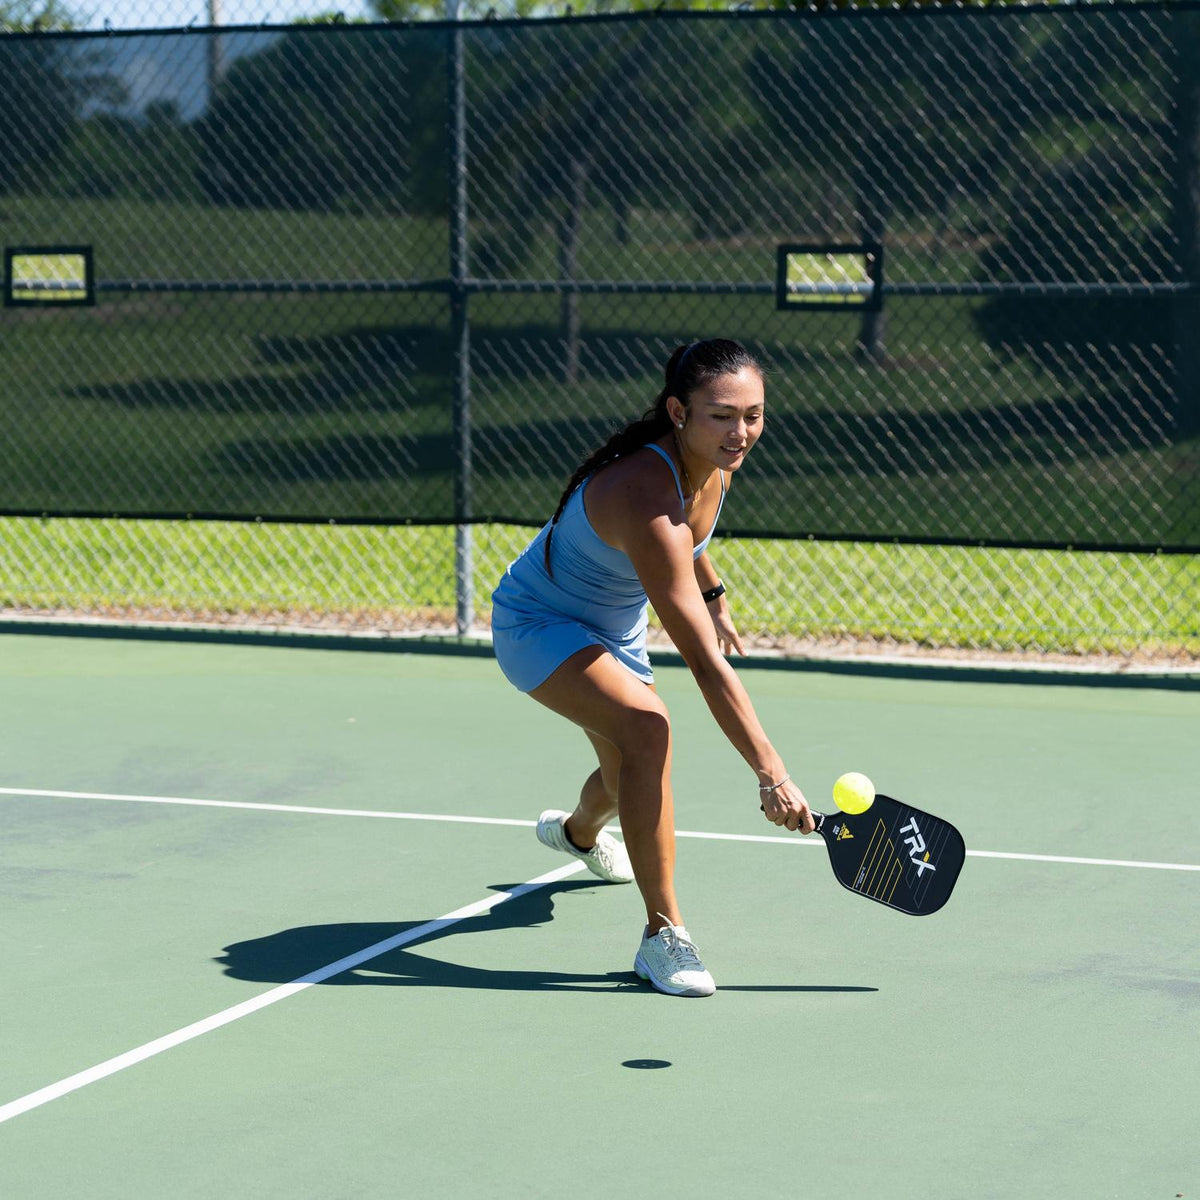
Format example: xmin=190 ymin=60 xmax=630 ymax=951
xmin=619 ymin=492 xmax=813 ymax=833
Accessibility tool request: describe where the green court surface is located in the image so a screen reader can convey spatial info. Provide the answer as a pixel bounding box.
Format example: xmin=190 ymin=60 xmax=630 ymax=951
xmin=1 ymin=633 xmax=1197 ymax=1199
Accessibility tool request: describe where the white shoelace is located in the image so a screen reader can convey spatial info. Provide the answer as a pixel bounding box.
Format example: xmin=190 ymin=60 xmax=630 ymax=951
xmin=654 ymin=915 xmax=704 ymax=970
xmin=592 ymin=836 xmax=618 ymax=868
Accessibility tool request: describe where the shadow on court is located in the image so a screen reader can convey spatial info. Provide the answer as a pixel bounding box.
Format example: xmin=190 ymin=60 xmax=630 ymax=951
xmin=216 ymin=880 xmax=877 ymax=995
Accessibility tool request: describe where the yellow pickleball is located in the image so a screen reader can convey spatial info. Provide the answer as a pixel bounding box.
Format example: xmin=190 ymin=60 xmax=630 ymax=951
xmin=833 ymin=772 xmax=876 ymax=815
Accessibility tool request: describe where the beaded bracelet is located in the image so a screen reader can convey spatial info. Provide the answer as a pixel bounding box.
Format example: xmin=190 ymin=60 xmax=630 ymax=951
xmin=701 ymin=581 xmax=726 ymax=603
xmin=758 ymin=774 xmax=790 ymax=794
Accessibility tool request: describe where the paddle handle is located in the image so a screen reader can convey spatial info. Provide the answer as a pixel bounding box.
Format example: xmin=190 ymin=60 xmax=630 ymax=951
xmin=759 ymin=804 xmax=827 ymax=834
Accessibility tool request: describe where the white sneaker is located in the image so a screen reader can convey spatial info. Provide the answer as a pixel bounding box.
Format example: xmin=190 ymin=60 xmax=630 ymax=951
xmin=634 ymin=916 xmax=716 ymax=997
xmin=536 ymin=809 xmax=634 ymax=884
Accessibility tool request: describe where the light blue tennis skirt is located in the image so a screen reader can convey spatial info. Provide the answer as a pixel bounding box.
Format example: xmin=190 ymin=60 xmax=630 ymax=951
xmin=490 ymin=607 xmax=652 ymax=694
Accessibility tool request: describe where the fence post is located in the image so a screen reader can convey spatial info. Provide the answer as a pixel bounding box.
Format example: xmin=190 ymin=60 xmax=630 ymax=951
xmin=206 ymin=0 xmax=226 ymax=102
xmin=447 ymin=2 xmax=473 ymax=634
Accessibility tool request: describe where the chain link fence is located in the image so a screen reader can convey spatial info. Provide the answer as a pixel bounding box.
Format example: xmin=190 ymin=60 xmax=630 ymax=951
xmin=15 ymin=0 xmax=1060 ymax=36
xmin=2 ymin=5 xmax=1198 ymax=665
xmin=7 ymin=0 xmax=774 ymax=34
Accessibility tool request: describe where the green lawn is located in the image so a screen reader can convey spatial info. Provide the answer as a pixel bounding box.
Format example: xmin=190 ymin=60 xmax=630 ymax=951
xmin=3 ymin=282 xmax=1193 ymax=547
xmin=1 ymin=196 xmax=450 ymax=283
xmin=2 ymin=516 xmax=1195 ymax=660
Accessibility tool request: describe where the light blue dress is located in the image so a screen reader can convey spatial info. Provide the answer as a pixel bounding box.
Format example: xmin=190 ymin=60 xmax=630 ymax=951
xmin=490 ymin=443 xmax=726 ymax=692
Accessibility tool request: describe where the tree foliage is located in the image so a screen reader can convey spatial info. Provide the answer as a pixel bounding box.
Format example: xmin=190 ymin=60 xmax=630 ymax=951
xmin=49 ymin=103 xmax=203 ymax=202
xmin=972 ymin=18 xmax=1182 ymax=377
xmin=0 ymin=0 xmax=74 ymax=31
xmin=196 ymin=28 xmax=446 ymax=215
xmin=461 ymin=18 xmax=704 ymax=274
xmin=0 ymin=5 xmax=124 ymax=196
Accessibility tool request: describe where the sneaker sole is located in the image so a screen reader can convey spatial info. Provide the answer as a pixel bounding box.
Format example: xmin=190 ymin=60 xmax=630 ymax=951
xmin=633 ymin=952 xmax=715 ymax=998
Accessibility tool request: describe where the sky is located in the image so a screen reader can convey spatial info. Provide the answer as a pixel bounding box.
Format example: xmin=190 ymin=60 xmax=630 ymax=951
xmin=72 ymin=0 xmax=372 ymax=119
xmin=77 ymin=0 xmax=372 ymax=32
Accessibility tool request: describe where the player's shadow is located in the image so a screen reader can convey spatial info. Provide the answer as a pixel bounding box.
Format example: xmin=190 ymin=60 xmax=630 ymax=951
xmin=215 ymin=880 xmax=877 ymax=995
xmin=217 ymin=880 xmax=630 ymax=993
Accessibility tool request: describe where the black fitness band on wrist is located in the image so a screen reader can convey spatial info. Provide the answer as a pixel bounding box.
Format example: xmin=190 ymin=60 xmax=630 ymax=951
xmin=701 ymin=581 xmax=725 ymax=603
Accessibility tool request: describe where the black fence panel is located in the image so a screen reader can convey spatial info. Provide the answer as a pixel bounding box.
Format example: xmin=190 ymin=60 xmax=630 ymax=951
xmin=2 ymin=6 xmax=1197 ymax=551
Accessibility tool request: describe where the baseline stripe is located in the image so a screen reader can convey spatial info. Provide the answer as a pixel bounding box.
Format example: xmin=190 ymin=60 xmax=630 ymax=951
xmin=0 ymin=860 xmax=585 ymax=1126
xmin=0 ymin=787 xmax=534 ymax=828
xmin=965 ymin=848 xmax=1200 ymax=871
xmin=2 ymin=786 xmax=1198 ymax=873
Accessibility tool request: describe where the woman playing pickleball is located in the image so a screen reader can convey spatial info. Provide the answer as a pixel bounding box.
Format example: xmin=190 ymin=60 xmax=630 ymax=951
xmin=490 ymin=339 xmax=814 ymax=997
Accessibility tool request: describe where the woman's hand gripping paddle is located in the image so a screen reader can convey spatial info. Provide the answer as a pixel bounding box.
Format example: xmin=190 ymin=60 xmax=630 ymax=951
xmin=767 ymin=774 xmax=965 ymax=915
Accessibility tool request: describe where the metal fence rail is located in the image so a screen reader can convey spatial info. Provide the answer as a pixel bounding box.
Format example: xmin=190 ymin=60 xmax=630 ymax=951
xmin=2 ymin=5 xmax=1198 ymax=664
xmin=5 ymin=0 xmax=1189 ymax=37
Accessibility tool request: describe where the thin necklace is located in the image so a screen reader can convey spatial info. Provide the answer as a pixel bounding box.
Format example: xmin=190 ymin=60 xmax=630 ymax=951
xmin=673 ymin=432 xmax=696 ymax=505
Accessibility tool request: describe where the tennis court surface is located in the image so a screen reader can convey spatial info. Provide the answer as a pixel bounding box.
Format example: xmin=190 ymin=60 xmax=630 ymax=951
xmin=2 ymin=632 xmax=1196 ymax=1198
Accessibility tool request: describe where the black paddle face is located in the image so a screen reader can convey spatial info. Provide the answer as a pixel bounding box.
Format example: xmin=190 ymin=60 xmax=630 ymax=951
xmin=815 ymin=794 xmax=965 ymax=915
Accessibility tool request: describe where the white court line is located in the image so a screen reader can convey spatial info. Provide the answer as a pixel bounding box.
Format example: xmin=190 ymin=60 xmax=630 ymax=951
xmin=0 ymin=787 xmax=534 ymax=828
xmin=0 ymin=860 xmax=586 ymax=1126
xmin=2 ymin=785 xmax=1199 ymax=873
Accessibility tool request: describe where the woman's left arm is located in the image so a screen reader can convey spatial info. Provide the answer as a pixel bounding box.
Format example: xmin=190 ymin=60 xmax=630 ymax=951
xmin=694 ymin=550 xmax=745 ymax=657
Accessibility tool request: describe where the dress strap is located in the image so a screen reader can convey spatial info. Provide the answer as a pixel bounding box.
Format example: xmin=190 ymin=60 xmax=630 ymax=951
xmin=644 ymin=442 xmax=687 ymax=508
xmin=704 ymin=471 xmax=727 ymax=546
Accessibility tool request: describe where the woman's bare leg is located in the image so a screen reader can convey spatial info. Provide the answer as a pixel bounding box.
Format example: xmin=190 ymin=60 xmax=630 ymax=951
xmin=561 ymin=729 xmax=620 ymax=850
xmin=530 ymin=647 xmax=678 ymax=933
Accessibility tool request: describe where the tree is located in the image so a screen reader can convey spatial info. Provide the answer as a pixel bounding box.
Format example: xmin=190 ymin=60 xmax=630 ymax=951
xmin=973 ymin=9 xmax=1191 ymax=438
xmin=749 ymin=8 xmax=1027 ymax=361
xmin=48 ymin=103 xmax=202 ymax=203
xmin=0 ymin=0 xmax=73 ymax=31
xmin=196 ymin=26 xmax=445 ymax=216
xmin=0 ymin=2 xmax=125 ymax=196
xmin=456 ymin=17 xmax=707 ymax=380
